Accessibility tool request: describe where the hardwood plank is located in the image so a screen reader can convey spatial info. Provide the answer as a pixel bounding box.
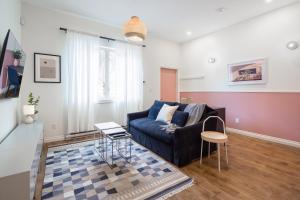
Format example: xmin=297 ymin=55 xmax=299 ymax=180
xmin=170 ymin=134 xmax=300 ymax=200
xmin=34 ymin=133 xmax=300 ymax=200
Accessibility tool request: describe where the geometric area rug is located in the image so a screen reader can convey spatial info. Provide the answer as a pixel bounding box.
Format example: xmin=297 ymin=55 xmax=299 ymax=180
xmin=42 ymin=140 xmax=193 ymax=200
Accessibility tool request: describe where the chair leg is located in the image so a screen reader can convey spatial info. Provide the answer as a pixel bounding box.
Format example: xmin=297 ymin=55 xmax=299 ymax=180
xmin=208 ymin=142 xmax=210 ymax=158
xmin=225 ymin=142 xmax=228 ymax=166
xmin=218 ymin=143 xmax=221 ymax=172
xmin=200 ymin=139 xmax=203 ymax=164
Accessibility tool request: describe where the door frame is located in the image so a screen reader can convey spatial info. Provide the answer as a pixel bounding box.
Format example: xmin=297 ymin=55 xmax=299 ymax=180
xmin=160 ymin=67 xmax=179 ymax=102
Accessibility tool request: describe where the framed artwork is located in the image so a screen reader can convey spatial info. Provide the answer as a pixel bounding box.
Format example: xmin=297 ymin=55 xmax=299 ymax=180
xmin=228 ymin=58 xmax=267 ymax=85
xmin=34 ymin=53 xmax=61 ymax=83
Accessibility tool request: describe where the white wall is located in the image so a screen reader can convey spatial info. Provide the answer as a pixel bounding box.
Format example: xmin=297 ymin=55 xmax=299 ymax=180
xmin=143 ymin=37 xmax=181 ymax=108
xmin=180 ymin=3 xmax=300 ymax=92
xmin=21 ymin=3 xmax=180 ymax=141
xmin=0 ymin=0 xmax=21 ymax=142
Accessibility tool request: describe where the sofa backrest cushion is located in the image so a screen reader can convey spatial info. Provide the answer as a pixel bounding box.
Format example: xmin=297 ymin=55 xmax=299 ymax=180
xmin=200 ymin=106 xmax=217 ymax=121
xmin=171 ymin=111 xmax=189 ymax=127
xmin=175 ymin=103 xmax=188 ymax=111
xmin=148 ymin=100 xmax=177 ymax=119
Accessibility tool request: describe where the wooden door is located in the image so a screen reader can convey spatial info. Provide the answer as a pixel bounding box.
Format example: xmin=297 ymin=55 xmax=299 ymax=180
xmin=160 ymin=68 xmax=177 ymax=101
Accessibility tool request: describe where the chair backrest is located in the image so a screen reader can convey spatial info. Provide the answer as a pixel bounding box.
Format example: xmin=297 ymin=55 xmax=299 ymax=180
xmin=202 ymin=116 xmax=226 ymax=135
xmin=7 ymin=67 xmax=19 ymax=85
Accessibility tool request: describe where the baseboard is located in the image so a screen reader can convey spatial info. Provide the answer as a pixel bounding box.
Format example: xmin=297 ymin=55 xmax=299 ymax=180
xmin=227 ymin=127 xmax=300 ymax=148
xmin=44 ymin=135 xmax=65 ymax=143
xmin=44 ymin=128 xmax=300 ymax=148
xmin=66 ymin=131 xmax=98 ymax=138
xmin=44 ymin=131 xmax=96 ymax=143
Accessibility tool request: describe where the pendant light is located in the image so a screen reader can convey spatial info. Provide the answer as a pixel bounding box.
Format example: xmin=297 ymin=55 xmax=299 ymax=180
xmin=123 ymin=16 xmax=147 ymax=42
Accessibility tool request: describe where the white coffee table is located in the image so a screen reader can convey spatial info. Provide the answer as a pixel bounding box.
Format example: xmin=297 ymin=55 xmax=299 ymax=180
xmin=94 ymin=122 xmax=132 ymax=167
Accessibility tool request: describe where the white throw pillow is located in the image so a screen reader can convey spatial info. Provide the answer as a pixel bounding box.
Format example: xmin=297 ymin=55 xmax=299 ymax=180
xmin=156 ymin=104 xmax=179 ymax=123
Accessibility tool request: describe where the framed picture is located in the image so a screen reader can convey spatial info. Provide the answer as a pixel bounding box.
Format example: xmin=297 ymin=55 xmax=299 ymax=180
xmin=228 ymin=58 xmax=267 ymax=85
xmin=34 ymin=53 xmax=61 ymax=83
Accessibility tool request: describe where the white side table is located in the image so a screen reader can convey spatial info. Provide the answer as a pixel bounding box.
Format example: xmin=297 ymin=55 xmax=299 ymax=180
xmin=94 ymin=122 xmax=131 ymax=167
xmin=200 ymin=116 xmax=228 ymax=172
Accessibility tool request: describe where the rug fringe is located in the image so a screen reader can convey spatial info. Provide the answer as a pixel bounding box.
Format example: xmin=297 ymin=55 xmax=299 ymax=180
xmin=156 ymin=179 xmax=194 ymax=200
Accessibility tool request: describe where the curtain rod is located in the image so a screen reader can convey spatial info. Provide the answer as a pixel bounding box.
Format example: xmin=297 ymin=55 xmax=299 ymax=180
xmin=59 ymin=27 xmax=146 ymax=47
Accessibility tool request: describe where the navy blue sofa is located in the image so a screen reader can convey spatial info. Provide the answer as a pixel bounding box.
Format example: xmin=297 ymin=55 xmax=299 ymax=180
xmin=127 ymin=101 xmax=218 ymax=167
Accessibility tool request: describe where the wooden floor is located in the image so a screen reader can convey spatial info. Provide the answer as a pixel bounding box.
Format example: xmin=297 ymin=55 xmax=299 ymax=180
xmin=35 ymin=133 xmax=300 ymax=200
xmin=171 ymin=134 xmax=300 ymax=200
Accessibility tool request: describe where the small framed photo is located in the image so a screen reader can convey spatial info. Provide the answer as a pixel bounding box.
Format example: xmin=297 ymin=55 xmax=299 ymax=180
xmin=34 ymin=53 xmax=61 ymax=83
xmin=228 ymin=58 xmax=267 ymax=85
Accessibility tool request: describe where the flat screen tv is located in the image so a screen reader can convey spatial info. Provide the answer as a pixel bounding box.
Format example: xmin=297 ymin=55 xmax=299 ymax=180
xmin=0 ymin=29 xmax=26 ymax=99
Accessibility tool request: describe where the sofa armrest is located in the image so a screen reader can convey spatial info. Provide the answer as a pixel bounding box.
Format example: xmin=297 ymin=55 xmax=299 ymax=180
xmin=127 ymin=110 xmax=149 ymax=129
xmin=175 ymin=123 xmax=202 ymax=137
xmin=172 ymin=122 xmax=202 ymax=166
xmin=172 ymin=113 xmax=218 ymax=166
xmin=127 ymin=110 xmax=149 ymax=121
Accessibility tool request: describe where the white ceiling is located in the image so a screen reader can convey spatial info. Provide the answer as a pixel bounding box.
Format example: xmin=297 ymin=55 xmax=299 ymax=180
xmin=22 ymin=0 xmax=300 ymax=43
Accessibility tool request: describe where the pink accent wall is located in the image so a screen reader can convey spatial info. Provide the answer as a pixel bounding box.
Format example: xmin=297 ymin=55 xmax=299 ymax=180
xmin=180 ymin=92 xmax=300 ymax=142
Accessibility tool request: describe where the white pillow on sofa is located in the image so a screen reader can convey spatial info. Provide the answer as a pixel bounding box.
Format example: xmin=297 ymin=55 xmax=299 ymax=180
xmin=156 ymin=104 xmax=179 ymax=123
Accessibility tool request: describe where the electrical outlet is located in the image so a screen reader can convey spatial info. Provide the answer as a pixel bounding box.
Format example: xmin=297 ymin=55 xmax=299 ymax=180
xmin=235 ymin=118 xmax=240 ymax=124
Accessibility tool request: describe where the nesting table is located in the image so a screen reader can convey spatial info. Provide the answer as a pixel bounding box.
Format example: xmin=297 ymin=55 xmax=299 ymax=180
xmin=94 ymin=122 xmax=132 ymax=167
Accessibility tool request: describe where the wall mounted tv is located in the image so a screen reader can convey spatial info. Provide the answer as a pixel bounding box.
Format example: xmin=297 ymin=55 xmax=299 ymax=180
xmin=0 ymin=29 xmax=26 ymax=99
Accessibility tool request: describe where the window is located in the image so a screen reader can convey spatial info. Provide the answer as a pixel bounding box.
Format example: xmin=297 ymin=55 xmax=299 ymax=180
xmin=97 ymin=46 xmax=116 ymax=103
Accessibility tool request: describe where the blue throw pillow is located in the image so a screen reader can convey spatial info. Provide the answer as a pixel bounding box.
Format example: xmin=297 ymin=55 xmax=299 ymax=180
xmin=148 ymin=100 xmax=176 ymax=119
xmin=171 ymin=111 xmax=189 ymax=127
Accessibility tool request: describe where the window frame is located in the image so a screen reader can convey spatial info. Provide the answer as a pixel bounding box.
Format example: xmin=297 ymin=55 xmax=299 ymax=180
xmin=97 ymin=46 xmax=115 ymax=104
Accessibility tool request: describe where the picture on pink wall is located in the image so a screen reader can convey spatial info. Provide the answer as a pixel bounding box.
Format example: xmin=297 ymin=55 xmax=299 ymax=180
xmin=228 ymin=58 xmax=267 ymax=85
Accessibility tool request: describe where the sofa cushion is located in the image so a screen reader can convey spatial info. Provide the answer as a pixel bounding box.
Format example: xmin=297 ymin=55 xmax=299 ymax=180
xmin=130 ymin=118 xmax=173 ymax=144
xmin=148 ymin=100 xmax=177 ymax=119
xmin=171 ymin=111 xmax=189 ymax=127
xmin=175 ymin=103 xmax=188 ymax=111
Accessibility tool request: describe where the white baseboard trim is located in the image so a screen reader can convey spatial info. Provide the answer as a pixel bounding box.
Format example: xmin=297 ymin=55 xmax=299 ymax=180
xmin=227 ymin=127 xmax=300 ymax=148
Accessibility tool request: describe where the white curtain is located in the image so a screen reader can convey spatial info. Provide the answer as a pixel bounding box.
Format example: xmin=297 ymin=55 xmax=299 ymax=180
xmin=64 ymin=31 xmax=100 ymax=133
xmin=64 ymin=31 xmax=143 ymax=133
xmin=111 ymin=42 xmax=143 ymax=125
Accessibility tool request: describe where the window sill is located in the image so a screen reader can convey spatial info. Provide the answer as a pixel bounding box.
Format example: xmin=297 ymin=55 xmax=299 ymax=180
xmin=97 ymin=99 xmax=113 ymax=104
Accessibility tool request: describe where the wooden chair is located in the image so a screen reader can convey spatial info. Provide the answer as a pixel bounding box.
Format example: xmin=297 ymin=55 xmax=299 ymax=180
xmin=200 ymin=116 xmax=228 ymax=172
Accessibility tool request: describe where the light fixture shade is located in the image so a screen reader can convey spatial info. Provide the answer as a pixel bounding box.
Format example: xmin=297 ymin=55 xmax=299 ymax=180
xmin=23 ymin=105 xmax=35 ymax=115
xmin=123 ymin=16 xmax=147 ymax=42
